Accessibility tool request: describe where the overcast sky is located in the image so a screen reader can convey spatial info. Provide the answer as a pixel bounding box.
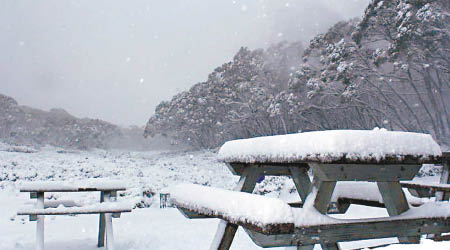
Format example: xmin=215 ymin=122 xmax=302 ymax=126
xmin=0 ymin=0 xmax=369 ymax=126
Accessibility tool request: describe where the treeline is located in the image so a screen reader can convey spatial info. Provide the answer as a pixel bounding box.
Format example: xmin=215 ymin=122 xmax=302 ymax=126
xmin=145 ymin=0 xmax=449 ymax=148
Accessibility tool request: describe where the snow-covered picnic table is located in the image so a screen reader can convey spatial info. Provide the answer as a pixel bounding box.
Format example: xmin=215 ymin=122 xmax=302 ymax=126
xmin=172 ymin=130 xmax=449 ymax=250
xmin=17 ymin=180 xmax=132 ymax=250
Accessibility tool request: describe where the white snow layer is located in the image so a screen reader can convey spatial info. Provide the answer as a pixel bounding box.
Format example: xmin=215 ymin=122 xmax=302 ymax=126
xmin=18 ymin=201 xmax=133 ymax=215
xmin=331 ymin=182 xmax=426 ymax=206
xmin=170 ymin=184 xmax=294 ymax=226
xmin=218 ymin=129 xmax=442 ymax=163
xmin=171 ymin=184 xmax=450 ymax=228
xmin=19 ymin=179 xmax=127 ymax=192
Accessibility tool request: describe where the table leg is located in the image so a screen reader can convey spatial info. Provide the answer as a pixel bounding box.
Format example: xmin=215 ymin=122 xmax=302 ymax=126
xmin=429 ymin=156 xmax=450 ymax=240
xmin=321 ymin=242 xmax=340 ymax=250
xmin=312 ymin=179 xmax=339 ymax=250
xmin=377 ymin=182 xmax=420 ymax=244
xmin=210 ymin=165 xmax=260 ymax=250
xmin=289 ymin=165 xmax=311 ymax=202
xmin=313 ymin=180 xmax=336 ymax=214
xmin=103 ymin=191 xmax=115 ymax=250
xmin=36 ymin=192 xmax=45 ymax=250
xmin=436 ymin=158 xmax=449 ymax=201
xmin=98 ymin=191 xmax=106 ymax=247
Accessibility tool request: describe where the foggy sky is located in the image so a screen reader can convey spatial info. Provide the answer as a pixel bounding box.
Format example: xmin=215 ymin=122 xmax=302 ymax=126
xmin=0 ymin=0 xmax=369 ymax=126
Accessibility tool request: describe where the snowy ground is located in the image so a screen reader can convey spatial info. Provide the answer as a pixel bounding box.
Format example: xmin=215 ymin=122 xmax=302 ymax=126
xmin=0 ymin=144 xmax=448 ymax=249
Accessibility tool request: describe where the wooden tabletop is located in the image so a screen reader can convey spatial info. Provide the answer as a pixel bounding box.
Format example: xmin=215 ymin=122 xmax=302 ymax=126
xmin=20 ymin=181 xmax=127 ymax=192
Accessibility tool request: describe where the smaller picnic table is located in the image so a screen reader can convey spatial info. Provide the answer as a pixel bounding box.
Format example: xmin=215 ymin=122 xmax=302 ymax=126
xmin=178 ymin=130 xmax=446 ymax=250
xmin=17 ymin=180 xmax=132 ymax=250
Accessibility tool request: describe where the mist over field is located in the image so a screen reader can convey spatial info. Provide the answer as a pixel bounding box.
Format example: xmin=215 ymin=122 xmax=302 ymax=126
xmin=0 ymin=0 xmax=368 ymax=126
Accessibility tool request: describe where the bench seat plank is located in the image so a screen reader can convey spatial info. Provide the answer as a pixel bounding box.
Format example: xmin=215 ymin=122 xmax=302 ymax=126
xmin=171 ymin=183 xmax=295 ymax=234
xmin=173 ymin=184 xmax=450 ymax=234
xmin=18 ymin=202 xmax=132 ymax=215
xmin=400 ymin=181 xmax=450 ymax=198
xmin=401 ymin=181 xmax=450 ymax=192
xmin=246 ymin=216 xmax=450 ymax=247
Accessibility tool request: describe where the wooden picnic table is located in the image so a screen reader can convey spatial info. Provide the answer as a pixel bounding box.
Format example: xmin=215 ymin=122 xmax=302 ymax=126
xmin=207 ymin=130 xmax=445 ymax=250
xmin=18 ymin=180 xmax=131 ymax=250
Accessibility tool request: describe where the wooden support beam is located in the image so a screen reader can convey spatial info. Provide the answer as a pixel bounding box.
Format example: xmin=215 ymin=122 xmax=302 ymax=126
xmin=377 ymin=182 xmax=420 ymax=244
xmin=429 ymin=152 xmax=450 ymax=240
xmin=311 ymin=179 xmax=339 ymax=250
xmin=313 ymin=180 xmax=336 ymax=214
xmin=211 ymin=165 xmax=260 ymax=250
xmin=309 ymin=163 xmax=421 ymax=181
xmin=36 ymin=192 xmax=45 ymax=250
xmin=321 ymin=242 xmax=340 ymax=250
xmin=289 ymin=165 xmax=311 ymax=202
xmin=103 ymin=191 xmax=115 ymax=250
xmin=436 ymin=156 xmax=450 ymax=201
xmin=98 ymin=191 xmax=106 ymax=247
xmin=178 ymin=208 xmax=210 ymax=219
xmin=215 ymin=222 xmax=239 ymax=250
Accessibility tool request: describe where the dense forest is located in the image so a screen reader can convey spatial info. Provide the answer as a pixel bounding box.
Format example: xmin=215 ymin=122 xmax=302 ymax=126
xmin=145 ymin=0 xmax=450 ymax=149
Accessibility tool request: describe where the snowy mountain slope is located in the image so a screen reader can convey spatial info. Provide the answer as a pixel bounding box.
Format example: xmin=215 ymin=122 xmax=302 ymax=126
xmin=0 ymin=93 xmax=121 ymax=149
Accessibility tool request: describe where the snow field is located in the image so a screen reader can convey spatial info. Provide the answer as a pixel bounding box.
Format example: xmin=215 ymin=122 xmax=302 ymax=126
xmin=0 ymin=145 xmax=448 ymax=249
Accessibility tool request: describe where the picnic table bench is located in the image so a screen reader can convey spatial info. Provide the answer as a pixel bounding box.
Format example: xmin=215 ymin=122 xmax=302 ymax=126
xmin=17 ymin=180 xmax=133 ymax=250
xmin=172 ymin=130 xmax=449 ymax=249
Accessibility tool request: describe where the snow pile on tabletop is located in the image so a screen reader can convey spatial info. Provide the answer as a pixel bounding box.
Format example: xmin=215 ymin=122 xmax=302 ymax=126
xmin=218 ymin=129 xmax=442 ymax=163
xmin=170 ymin=183 xmax=294 ymax=226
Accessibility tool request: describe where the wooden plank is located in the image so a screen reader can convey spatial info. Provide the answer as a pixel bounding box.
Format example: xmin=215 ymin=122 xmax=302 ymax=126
xmin=297 ymin=245 xmax=314 ymax=250
xmin=430 ymin=153 xmax=450 ymax=239
xmin=212 ymin=165 xmax=260 ymax=250
xmin=216 ymin=223 xmax=239 ymax=250
xmin=20 ymin=187 xmax=126 ymax=192
xmin=103 ymin=191 xmax=115 ymax=250
xmin=178 ymin=208 xmax=210 ymax=219
xmin=321 ymin=243 xmax=340 ymax=250
xmin=400 ymin=182 xmax=450 ymax=193
xmin=436 ymin=157 xmax=450 ymax=201
xmin=36 ymin=192 xmax=44 ymax=250
xmin=289 ymin=165 xmax=311 ymax=202
xmin=227 ymin=163 xmax=292 ymax=176
xmin=401 ymin=181 xmax=450 ymax=199
xmin=98 ymin=191 xmax=106 ymax=247
xmin=310 ymin=163 xmax=421 ymax=181
xmin=174 ymin=203 xmax=295 ymax=234
xmin=224 ymin=154 xmax=441 ymax=166
xmin=105 ymin=213 xmax=114 ymax=250
xmin=245 ymin=217 xmax=450 ymax=247
xmin=311 ymin=179 xmax=339 ymax=250
xmin=377 ymin=182 xmax=420 ymax=244
xmin=313 ymin=180 xmax=336 ymax=214
xmin=17 ymin=207 xmax=131 ymax=216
